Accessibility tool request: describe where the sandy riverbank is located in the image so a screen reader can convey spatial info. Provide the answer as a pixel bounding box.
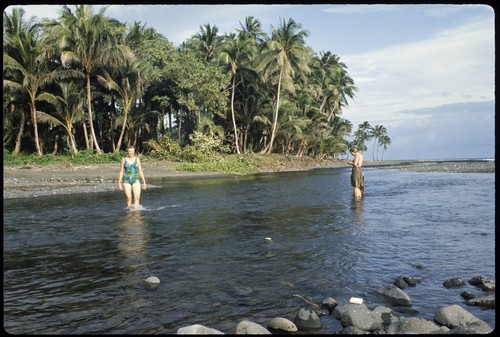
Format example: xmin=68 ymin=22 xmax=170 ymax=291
xmin=3 ymin=158 xmax=494 ymax=200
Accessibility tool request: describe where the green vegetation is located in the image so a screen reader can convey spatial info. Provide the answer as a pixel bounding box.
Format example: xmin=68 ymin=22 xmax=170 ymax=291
xmin=3 ymin=5 xmax=390 ymax=162
xmin=3 ymin=148 xmax=125 ymax=166
xmin=176 ymin=155 xmax=258 ymax=175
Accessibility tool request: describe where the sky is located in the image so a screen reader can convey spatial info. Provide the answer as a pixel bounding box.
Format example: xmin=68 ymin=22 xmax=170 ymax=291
xmin=4 ymin=3 xmax=495 ymax=160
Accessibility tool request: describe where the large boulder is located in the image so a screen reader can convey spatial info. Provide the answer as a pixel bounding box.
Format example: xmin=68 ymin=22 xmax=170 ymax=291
xmin=385 ymin=317 xmax=443 ymax=334
xmin=294 ymin=307 xmax=321 ymax=330
xmin=377 ymin=284 xmax=412 ymax=306
xmin=434 ymin=304 xmax=492 ymax=333
xmin=332 ymin=302 xmax=399 ymax=332
xmin=235 ymin=320 xmax=271 ymax=334
xmin=267 ymin=317 xmax=297 ymax=332
xmin=177 ymin=324 xmax=224 ymax=334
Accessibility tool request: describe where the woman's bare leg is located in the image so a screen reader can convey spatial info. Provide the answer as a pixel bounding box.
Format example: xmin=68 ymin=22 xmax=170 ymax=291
xmin=132 ymin=182 xmax=141 ymax=209
xmin=353 ymin=187 xmax=362 ymax=199
xmin=123 ymin=183 xmax=133 ymax=208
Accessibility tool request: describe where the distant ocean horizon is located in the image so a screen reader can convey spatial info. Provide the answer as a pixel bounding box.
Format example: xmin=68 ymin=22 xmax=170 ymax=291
xmin=374 ymin=157 xmax=495 ymax=162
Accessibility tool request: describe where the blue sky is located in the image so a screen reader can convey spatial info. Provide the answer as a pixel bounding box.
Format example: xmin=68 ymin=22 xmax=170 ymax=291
xmin=6 ymin=4 xmax=495 ymax=160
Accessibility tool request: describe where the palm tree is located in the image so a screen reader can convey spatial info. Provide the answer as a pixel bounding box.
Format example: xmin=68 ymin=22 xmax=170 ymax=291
xmin=43 ymin=5 xmax=134 ymax=154
xmin=370 ymin=124 xmax=387 ymax=160
xmin=192 ymin=23 xmax=222 ymax=63
xmin=36 ymin=80 xmax=85 ymax=154
xmin=218 ymin=34 xmax=255 ymax=154
xmin=236 ymin=81 xmax=266 ymax=153
xmin=352 ymin=121 xmax=373 ymax=153
xmin=3 ymin=7 xmax=48 ymax=155
xmin=237 ymin=16 xmax=266 ymax=44
xmin=312 ymin=51 xmax=358 ymax=122
xmin=256 ymin=17 xmax=311 ymax=154
xmin=379 ymin=134 xmax=392 ymax=160
xmin=97 ymin=58 xmax=148 ymax=152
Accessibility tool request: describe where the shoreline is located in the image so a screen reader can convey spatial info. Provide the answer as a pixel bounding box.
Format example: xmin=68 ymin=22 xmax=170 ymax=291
xmin=3 ymin=158 xmax=495 ymax=200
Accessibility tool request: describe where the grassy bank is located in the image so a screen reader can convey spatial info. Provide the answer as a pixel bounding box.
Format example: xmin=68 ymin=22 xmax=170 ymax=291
xmin=3 ymin=150 xmax=344 ymax=176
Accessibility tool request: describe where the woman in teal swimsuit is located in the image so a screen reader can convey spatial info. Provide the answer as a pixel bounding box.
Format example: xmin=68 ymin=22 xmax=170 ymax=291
xmin=118 ymin=146 xmax=147 ymax=209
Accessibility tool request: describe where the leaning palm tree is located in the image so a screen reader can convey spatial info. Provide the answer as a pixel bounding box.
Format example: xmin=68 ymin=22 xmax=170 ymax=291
xmin=255 ymin=17 xmax=311 ymax=154
xmin=311 ymin=51 xmax=358 ymax=122
xmin=42 ymin=5 xmax=134 ymax=154
xmin=36 ymin=80 xmax=86 ymax=154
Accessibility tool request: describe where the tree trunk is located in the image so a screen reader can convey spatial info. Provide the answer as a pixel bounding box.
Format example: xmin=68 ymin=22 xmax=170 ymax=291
xmin=82 ymin=120 xmax=89 ymax=150
xmin=30 ymin=98 xmax=42 ymax=156
xmin=86 ymin=74 xmax=102 ymax=154
xmin=177 ymin=110 xmax=182 ymax=143
xmin=230 ymin=76 xmax=241 ymax=154
xmin=115 ymin=103 xmax=129 ymax=152
xmin=168 ymin=110 xmax=173 ymax=134
xmin=69 ymin=131 xmax=78 ymax=154
xmin=52 ymin=134 xmax=59 ymax=155
xmin=13 ymin=104 xmax=25 ymax=155
xmin=265 ymin=67 xmax=283 ymax=155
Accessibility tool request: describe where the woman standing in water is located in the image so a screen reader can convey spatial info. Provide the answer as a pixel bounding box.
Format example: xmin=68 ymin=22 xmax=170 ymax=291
xmin=347 ymin=147 xmax=364 ymax=199
xmin=118 ymin=145 xmax=147 ymax=209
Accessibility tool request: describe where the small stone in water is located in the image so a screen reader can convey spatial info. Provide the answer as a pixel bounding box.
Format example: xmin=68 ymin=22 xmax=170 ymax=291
xmin=144 ymin=276 xmax=160 ymax=290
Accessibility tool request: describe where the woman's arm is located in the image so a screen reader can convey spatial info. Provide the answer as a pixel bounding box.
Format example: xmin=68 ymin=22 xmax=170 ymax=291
xmin=118 ymin=158 xmax=124 ymax=189
xmin=137 ymin=158 xmax=147 ymax=189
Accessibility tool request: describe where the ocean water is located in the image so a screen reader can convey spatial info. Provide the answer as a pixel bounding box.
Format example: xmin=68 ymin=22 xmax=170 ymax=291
xmin=3 ymin=165 xmax=495 ymax=333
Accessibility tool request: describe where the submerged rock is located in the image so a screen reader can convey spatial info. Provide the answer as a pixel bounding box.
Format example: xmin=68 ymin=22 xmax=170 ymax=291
xmin=144 ymin=276 xmax=160 ymax=290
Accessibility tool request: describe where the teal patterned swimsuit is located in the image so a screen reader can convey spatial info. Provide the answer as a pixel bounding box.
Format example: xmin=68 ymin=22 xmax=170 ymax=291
xmin=122 ymin=158 xmax=140 ymax=184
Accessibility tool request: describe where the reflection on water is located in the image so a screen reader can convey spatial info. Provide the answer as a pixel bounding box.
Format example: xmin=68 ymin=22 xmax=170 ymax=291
xmin=115 ymin=211 xmax=150 ymax=278
xmin=351 ymin=198 xmax=365 ymax=225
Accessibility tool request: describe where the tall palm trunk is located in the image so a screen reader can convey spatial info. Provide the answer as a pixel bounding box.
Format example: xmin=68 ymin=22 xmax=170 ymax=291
xmin=230 ymin=75 xmax=241 ymax=154
xmin=13 ymin=104 xmax=25 ymax=155
xmin=82 ymin=120 xmax=89 ymax=150
xmin=29 ymin=97 xmax=42 ymax=155
xmin=266 ymin=67 xmax=283 ymax=155
xmin=115 ymin=105 xmax=129 ymax=151
xmin=68 ymin=131 xmax=78 ymax=154
xmin=86 ymin=74 xmax=102 ymax=154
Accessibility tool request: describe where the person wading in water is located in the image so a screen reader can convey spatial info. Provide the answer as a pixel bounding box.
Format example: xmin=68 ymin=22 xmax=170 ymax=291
xmin=118 ymin=145 xmax=147 ymax=209
xmin=347 ymin=147 xmax=364 ymax=199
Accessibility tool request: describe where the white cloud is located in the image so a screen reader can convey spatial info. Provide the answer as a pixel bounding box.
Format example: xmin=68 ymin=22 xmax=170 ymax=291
xmin=345 ymin=16 xmax=494 ymax=127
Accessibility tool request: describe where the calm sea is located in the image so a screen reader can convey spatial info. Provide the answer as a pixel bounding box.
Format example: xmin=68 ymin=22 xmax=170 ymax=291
xmin=3 ymin=165 xmax=495 ymax=334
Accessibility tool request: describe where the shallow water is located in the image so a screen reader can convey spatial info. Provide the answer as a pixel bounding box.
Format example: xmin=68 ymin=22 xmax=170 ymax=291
xmin=3 ymin=166 xmax=495 ymax=333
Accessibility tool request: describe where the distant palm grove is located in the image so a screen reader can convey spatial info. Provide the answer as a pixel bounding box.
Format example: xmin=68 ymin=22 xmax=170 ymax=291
xmin=3 ymin=5 xmax=391 ymax=160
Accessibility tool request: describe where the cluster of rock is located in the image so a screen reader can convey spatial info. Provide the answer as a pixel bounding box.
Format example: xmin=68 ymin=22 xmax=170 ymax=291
xmin=171 ymin=274 xmax=494 ymax=334
xmin=3 ymin=177 xmax=117 ymax=199
xmin=3 ymin=177 xmax=162 ymax=200
xmin=394 ymin=160 xmax=495 ymax=173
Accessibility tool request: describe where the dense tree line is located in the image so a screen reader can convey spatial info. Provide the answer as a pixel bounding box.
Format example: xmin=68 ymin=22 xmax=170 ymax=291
xmin=3 ymin=5 xmax=390 ymax=159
